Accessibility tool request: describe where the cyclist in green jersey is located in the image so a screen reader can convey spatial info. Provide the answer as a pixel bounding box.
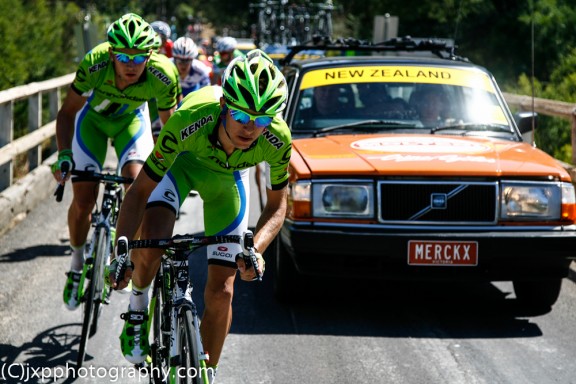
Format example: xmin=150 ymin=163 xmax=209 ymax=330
xmin=52 ymin=13 xmax=181 ymax=311
xmin=211 ymin=36 xmax=244 ymax=85
xmin=109 ymin=49 xmax=290 ymax=383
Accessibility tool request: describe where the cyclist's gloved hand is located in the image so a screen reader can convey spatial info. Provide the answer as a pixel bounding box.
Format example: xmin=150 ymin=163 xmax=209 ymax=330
xmin=51 ymin=149 xmax=75 ymax=181
xmin=109 ymin=238 xmax=134 ymax=291
xmin=236 ymin=252 xmax=265 ymax=281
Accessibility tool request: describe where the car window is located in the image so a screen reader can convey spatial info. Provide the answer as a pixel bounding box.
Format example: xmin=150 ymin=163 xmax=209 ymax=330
xmin=291 ymin=65 xmax=512 ymax=133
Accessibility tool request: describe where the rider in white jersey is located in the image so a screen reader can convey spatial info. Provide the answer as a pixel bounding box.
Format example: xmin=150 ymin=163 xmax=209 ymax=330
xmin=172 ymin=36 xmax=212 ymax=97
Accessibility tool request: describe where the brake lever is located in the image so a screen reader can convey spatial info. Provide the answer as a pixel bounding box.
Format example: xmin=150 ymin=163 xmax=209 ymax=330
xmin=54 ymin=162 xmax=70 ymax=202
xmin=242 ymin=231 xmax=262 ymax=282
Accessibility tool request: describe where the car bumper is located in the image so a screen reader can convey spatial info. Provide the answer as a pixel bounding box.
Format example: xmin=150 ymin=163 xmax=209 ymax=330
xmin=280 ymin=221 xmax=576 ymax=281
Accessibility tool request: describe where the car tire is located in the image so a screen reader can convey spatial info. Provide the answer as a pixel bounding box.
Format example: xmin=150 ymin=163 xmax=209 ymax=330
xmin=512 ymin=278 xmax=562 ymax=312
xmin=272 ymin=237 xmax=301 ymax=303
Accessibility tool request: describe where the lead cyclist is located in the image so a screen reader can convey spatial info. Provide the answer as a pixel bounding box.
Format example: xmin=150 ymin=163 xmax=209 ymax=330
xmin=109 ymin=49 xmax=291 ymax=384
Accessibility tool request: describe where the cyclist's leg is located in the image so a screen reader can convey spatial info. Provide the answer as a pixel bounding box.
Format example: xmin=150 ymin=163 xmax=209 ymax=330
xmin=199 ymin=168 xmax=251 ymax=369
xmin=119 ymin=204 xmax=174 ymax=365
xmin=69 ymin=107 xmax=110 ymax=253
xmin=113 ymin=105 xmax=154 ymax=181
xmin=63 ymin=108 xmax=107 ymax=309
xmin=113 ymin=106 xmax=154 ymax=240
xmin=145 ymin=154 xmax=250 ymax=373
xmin=120 ymin=169 xmax=178 ymax=365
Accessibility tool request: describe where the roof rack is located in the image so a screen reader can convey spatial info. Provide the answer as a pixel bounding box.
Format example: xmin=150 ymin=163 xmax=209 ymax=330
xmin=279 ymin=35 xmax=469 ymax=66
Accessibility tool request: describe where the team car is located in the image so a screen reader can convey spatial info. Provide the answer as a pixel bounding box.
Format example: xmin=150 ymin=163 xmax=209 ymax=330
xmin=268 ymin=36 xmax=576 ymax=310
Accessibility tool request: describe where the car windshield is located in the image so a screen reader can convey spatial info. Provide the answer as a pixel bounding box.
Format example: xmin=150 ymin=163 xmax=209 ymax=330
xmin=291 ymin=67 xmax=515 ymax=137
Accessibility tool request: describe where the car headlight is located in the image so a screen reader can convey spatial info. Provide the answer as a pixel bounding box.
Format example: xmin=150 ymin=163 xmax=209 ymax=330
xmin=312 ymin=183 xmax=374 ymax=218
xmin=500 ymin=181 xmax=573 ymax=220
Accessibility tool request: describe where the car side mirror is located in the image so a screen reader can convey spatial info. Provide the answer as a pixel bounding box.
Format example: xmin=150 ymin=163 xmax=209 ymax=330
xmin=515 ymin=111 xmax=538 ymax=134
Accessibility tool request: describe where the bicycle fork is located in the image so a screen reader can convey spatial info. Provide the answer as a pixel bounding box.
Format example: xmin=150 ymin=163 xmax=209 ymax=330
xmin=169 ymin=259 xmax=209 ymax=382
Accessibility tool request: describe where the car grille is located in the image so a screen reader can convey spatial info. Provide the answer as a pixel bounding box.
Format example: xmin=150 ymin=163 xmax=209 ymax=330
xmin=378 ymin=181 xmax=498 ymax=224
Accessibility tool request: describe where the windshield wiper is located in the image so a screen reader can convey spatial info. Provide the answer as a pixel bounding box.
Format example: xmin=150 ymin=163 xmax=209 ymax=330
xmin=431 ymin=122 xmax=513 ymax=135
xmin=312 ymin=120 xmax=418 ymax=137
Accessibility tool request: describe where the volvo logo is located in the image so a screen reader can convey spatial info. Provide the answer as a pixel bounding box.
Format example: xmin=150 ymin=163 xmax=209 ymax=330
xmin=431 ymin=193 xmax=447 ymax=209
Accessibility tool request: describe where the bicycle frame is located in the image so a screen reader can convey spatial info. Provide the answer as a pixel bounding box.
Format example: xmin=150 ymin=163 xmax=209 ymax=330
xmin=57 ymin=169 xmax=132 ymax=369
xmin=121 ymin=233 xmax=259 ymax=384
xmin=85 ymin=181 xmax=121 ymax=299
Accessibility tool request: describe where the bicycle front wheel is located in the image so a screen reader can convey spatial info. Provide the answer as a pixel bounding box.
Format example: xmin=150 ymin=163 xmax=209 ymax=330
xmin=177 ymin=307 xmax=203 ymax=384
xmin=77 ymin=226 xmax=107 ymax=369
xmin=150 ymin=268 xmax=170 ymax=384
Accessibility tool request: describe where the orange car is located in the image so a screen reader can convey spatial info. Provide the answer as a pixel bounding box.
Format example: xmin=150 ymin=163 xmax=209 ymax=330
xmin=268 ymin=37 xmax=576 ymax=310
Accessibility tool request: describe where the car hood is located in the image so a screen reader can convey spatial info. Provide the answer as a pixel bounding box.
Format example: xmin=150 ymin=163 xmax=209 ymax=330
xmin=293 ymin=134 xmax=570 ymax=180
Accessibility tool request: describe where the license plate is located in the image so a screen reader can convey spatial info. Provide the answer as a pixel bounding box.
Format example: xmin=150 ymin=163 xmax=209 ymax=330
xmin=408 ymin=240 xmax=478 ymax=266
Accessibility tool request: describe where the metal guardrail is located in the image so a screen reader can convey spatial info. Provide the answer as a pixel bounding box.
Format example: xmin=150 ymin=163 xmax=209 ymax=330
xmin=0 ymin=73 xmax=74 ymax=191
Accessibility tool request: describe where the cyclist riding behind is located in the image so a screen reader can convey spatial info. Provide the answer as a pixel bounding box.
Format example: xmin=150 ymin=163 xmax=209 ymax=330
xmin=172 ymin=36 xmax=211 ymax=97
xmin=211 ymin=36 xmax=243 ymax=85
xmin=52 ymin=13 xmax=180 ymax=311
xmin=109 ymin=49 xmax=291 ymax=384
xmin=149 ymin=32 xmax=181 ymax=139
xmin=150 ymin=20 xmax=174 ymax=58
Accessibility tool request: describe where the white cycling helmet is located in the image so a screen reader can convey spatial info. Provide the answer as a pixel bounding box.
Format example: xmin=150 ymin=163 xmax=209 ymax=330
xmin=173 ymin=37 xmax=199 ymax=59
xmin=216 ymin=36 xmax=238 ymax=52
xmin=150 ymin=20 xmax=171 ymax=39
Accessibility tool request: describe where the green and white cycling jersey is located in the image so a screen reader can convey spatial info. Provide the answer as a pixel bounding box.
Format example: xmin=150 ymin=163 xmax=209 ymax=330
xmin=73 ymin=42 xmax=180 ymax=117
xmin=70 ymin=42 xmax=180 ymax=175
xmin=144 ymin=85 xmax=291 ymax=188
xmin=144 ymin=86 xmax=291 ymax=267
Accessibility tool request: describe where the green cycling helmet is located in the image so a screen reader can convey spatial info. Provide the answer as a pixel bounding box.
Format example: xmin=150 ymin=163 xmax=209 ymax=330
xmin=107 ymin=13 xmax=156 ymax=50
xmin=222 ymin=49 xmax=287 ymax=114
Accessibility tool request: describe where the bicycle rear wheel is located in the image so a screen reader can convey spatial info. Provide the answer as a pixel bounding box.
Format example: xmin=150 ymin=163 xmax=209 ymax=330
xmin=177 ymin=307 xmax=203 ymax=384
xmin=77 ymin=226 xmax=107 ymax=369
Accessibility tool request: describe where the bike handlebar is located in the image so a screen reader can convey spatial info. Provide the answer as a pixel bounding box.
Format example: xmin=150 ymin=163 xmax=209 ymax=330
xmin=116 ymin=232 xmax=262 ymax=282
xmin=54 ymin=169 xmax=134 ymax=203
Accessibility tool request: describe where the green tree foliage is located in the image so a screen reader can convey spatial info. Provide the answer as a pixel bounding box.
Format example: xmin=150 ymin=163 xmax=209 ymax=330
xmin=2 ymin=0 xmax=576 ymax=160
xmin=0 ymin=0 xmax=80 ymax=91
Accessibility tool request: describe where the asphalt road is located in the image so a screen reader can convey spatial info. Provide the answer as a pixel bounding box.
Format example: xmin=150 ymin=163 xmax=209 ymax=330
xmin=2 ymin=169 xmax=576 ymax=384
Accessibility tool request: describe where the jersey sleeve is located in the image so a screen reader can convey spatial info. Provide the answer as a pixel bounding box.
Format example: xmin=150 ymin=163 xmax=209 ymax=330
xmin=143 ymin=111 xmax=187 ymax=182
xmin=149 ymin=55 xmax=181 ymax=111
xmin=265 ymin=119 xmax=292 ymax=190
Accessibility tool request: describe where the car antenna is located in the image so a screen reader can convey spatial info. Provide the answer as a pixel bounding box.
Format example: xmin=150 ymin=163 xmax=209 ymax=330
xmin=451 ymin=0 xmax=464 ymax=58
xmin=529 ymin=0 xmax=536 ymax=147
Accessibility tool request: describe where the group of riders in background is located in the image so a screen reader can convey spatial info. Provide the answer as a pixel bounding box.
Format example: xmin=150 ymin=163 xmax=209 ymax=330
xmin=152 ymin=0 xmax=335 ymax=68
xmin=147 ymin=0 xmax=334 ymax=131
